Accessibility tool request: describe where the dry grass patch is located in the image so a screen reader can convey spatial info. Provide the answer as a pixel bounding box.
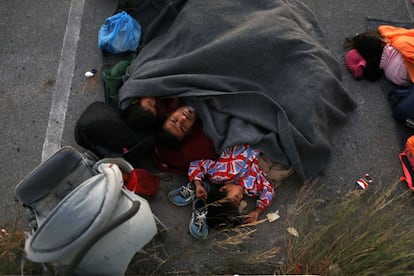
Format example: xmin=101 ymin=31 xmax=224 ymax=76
xmin=281 ymin=180 xmax=414 ymax=275
xmin=0 ymin=221 xmax=42 ymax=275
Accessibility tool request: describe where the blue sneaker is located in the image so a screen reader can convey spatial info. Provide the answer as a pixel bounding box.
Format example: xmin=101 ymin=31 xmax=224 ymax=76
xmin=189 ymin=198 xmax=208 ymax=239
xmin=168 ymin=182 xmax=195 ymax=206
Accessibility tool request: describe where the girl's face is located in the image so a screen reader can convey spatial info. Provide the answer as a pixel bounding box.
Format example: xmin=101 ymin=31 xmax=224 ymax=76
xmin=220 ymin=184 xmax=244 ymax=207
xmin=140 ymin=97 xmax=157 ymax=116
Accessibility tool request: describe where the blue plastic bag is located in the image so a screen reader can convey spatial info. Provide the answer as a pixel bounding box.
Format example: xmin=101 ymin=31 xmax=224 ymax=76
xmin=98 ymin=11 xmax=141 ymax=54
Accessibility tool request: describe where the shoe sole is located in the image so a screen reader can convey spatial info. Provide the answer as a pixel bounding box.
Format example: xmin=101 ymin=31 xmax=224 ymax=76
xmin=189 ymin=216 xmax=208 ymax=239
xmin=189 ymin=199 xmax=208 ymax=239
xmin=168 ymin=190 xmax=193 ymax=206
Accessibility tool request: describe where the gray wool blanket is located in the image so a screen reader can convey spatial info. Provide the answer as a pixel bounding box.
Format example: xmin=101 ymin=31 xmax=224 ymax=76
xmin=118 ymin=0 xmax=356 ymax=181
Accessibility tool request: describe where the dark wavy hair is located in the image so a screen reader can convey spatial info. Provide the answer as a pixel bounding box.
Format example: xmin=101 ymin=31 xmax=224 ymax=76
xmin=124 ymin=103 xmax=159 ymax=131
xmin=343 ymin=30 xmax=385 ymax=81
xmin=206 ymin=183 xmax=244 ymax=229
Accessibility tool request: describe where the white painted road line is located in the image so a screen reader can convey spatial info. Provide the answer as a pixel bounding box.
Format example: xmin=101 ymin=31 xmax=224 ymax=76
xmin=41 ymin=0 xmax=86 ymax=162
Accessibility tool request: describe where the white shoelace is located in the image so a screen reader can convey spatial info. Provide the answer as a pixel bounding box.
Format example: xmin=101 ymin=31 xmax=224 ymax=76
xmin=194 ymin=211 xmax=207 ymax=230
xmin=180 ymin=184 xmax=194 ymax=198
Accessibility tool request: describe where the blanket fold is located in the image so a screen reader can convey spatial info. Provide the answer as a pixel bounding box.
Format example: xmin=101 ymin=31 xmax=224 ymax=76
xmin=119 ymin=0 xmax=356 ymax=181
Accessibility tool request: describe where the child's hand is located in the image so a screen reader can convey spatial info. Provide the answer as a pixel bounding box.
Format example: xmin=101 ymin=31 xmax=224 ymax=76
xmin=245 ymin=209 xmax=262 ymax=223
xmin=194 ymin=180 xmax=207 ymax=199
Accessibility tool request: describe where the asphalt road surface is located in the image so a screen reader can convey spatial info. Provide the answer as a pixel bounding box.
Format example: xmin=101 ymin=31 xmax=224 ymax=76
xmin=1 ymin=0 xmax=414 ymax=274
